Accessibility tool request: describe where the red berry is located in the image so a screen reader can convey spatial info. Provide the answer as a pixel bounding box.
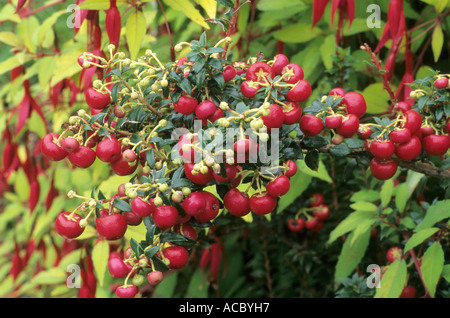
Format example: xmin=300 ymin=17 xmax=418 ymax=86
xmin=194 ymin=191 xmax=220 ymax=222
xmin=309 ymin=193 xmax=324 ymax=207
xmin=342 ymin=92 xmax=367 ymax=118
xmin=434 ymin=77 xmax=449 ymax=89
xmin=357 ymin=125 xmax=372 ymax=140
xmin=370 ymin=139 xmax=395 ymax=159
xmin=261 ymin=104 xmax=285 ymax=131
xmin=329 ymin=88 xmax=346 ymax=98
xmin=178 ymin=133 xmax=199 ymax=163
xmin=77 ymin=52 xmax=95 ymax=68
xmin=401 ymin=110 xmax=422 ymax=134
xmin=182 ymin=192 xmax=206 ymax=216
xmin=130 ymin=197 xmax=155 ymax=217
xmin=312 ymin=204 xmax=330 ymax=221
xmin=420 ymin=125 xmax=434 ymax=136
xmin=282 ymin=102 xmax=302 ymax=125
xmin=286 ymin=80 xmax=312 ymax=103
xmin=174 ymin=95 xmax=198 ymax=115
xmin=299 ymin=114 xmax=323 ymax=137
xmin=283 ymin=160 xmax=298 ymax=178
xmin=152 ymin=205 xmax=179 ymax=229
xmin=67 ymin=145 xmax=97 ymax=168
xmin=212 ymin=163 xmax=237 ymax=183
xmin=161 ymin=246 xmax=189 ymax=269
xmin=223 ymin=65 xmax=237 ymax=82
xmin=325 ymin=115 xmax=343 ymax=130
xmin=281 ymin=63 xmax=304 ymax=84
xmin=246 ymin=62 xmax=274 ymax=83
xmin=272 ymin=54 xmax=289 ymax=75
xmin=386 ymin=246 xmax=403 ymax=263
xmin=305 ymin=217 xmax=319 ymax=230
xmin=287 ymin=218 xmax=305 ymax=232
xmin=147 ymin=271 xmax=164 ymax=285
xmin=85 ymin=87 xmax=111 ymax=110
xmin=249 ymin=191 xmax=278 ymax=215
xmin=370 ymin=157 xmax=398 ymax=180
xmin=224 ymin=188 xmax=250 ymax=217
xmin=195 ymin=100 xmax=216 ymax=119
xmin=184 ymin=163 xmax=214 ymax=185
xmin=241 ymin=80 xmax=262 ymax=98
xmin=422 ymin=134 xmax=450 ymax=156
xmin=123 ymin=211 xmax=143 ymax=226
xmin=174 ymin=223 xmax=198 ymax=240
xmin=122 ymin=149 xmax=138 ymax=162
xmin=41 ymin=133 xmax=68 ymax=161
xmin=55 ymin=212 xmax=85 ymax=239
xmin=203 ymin=107 xmax=224 ymax=125
xmin=111 ymin=156 xmax=138 ymax=176
xmin=61 ymin=137 xmax=80 ymax=153
xmin=96 ymin=213 xmax=128 ymax=240
xmin=400 ymin=286 xmax=417 ymax=298
xmin=394 ymin=135 xmax=422 ymax=161
xmin=96 ymin=136 xmax=122 ymax=163
xmin=392 ymin=101 xmax=411 ymax=114
xmin=108 ymin=256 xmax=129 ymax=278
xmin=336 ymin=113 xmax=360 ymax=138
xmin=389 ymin=128 xmax=411 ymax=143
xmin=115 ymin=285 xmax=138 ymax=298
xmin=266 ymin=175 xmax=290 ymax=197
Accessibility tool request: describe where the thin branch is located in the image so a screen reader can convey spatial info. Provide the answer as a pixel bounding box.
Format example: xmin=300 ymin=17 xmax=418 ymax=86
xmin=156 ymin=0 xmax=175 ymax=61
xmin=361 ymin=44 xmax=397 ymax=102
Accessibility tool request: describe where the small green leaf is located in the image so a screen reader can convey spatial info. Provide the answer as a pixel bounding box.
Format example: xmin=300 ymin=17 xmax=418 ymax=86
xmin=431 ymin=23 xmax=443 ymax=62
xmin=380 ymin=179 xmax=393 ymax=207
xmin=113 ymin=197 xmax=133 ymax=212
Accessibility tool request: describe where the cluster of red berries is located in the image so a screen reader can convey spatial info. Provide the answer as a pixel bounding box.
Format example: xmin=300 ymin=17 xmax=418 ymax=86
xmin=362 ymin=98 xmax=450 ymax=180
xmin=287 ymin=192 xmax=330 ymax=233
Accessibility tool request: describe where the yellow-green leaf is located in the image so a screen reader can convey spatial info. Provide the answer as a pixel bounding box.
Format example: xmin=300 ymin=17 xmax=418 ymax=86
xmin=126 ymin=10 xmax=147 ymax=60
xmin=36 ymin=10 xmax=66 ymax=47
xmin=0 ymin=52 xmax=31 ymax=77
xmin=195 ymin=0 xmax=217 ymax=19
xmin=0 ymin=31 xmax=24 ymax=48
xmin=92 ymin=239 xmax=110 ymax=287
xmin=80 ymin=0 xmax=127 ymax=10
xmin=404 ymin=228 xmax=439 ymax=253
xmin=50 ymin=48 xmax=85 ymax=86
xmin=374 ymin=259 xmax=407 ymax=298
xmin=431 ymin=23 xmax=443 ymax=62
xmin=163 ymin=0 xmax=210 ymax=29
xmin=420 ymin=241 xmax=444 ymax=297
xmin=17 ymin=15 xmax=40 ymax=53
